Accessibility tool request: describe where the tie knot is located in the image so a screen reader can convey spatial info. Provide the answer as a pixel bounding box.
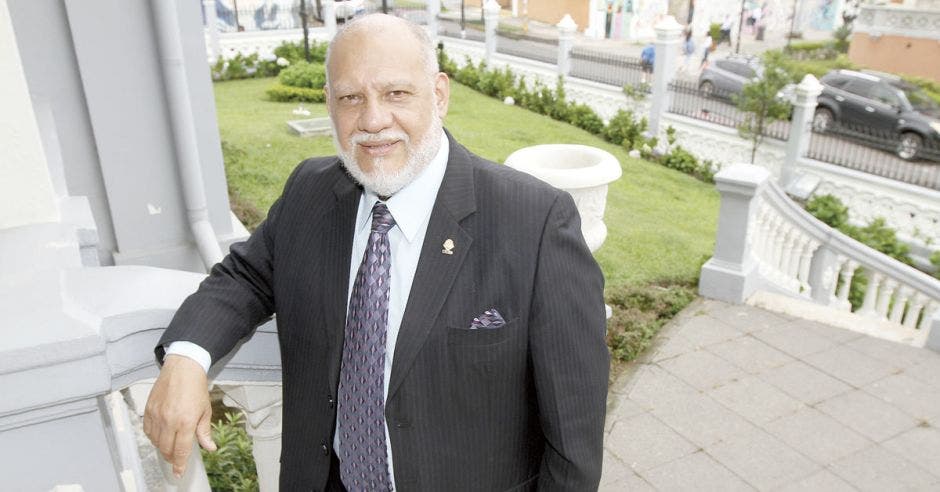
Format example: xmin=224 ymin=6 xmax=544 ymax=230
xmin=371 ymin=202 xmax=396 ymax=234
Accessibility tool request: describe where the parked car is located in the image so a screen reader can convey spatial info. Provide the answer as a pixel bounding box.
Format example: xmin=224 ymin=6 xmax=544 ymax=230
xmin=698 ymin=56 xmax=760 ymax=100
xmin=813 ymin=69 xmax=940 ymax=161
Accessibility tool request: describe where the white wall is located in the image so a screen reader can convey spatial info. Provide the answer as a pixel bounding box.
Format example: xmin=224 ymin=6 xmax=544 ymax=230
xmin=0 ymin=0 xmax=58 ymax=229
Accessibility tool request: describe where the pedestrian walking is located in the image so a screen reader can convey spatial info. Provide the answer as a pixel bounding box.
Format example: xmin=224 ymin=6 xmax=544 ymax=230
xmin=700 ymin=32 xmax=713 ymax=70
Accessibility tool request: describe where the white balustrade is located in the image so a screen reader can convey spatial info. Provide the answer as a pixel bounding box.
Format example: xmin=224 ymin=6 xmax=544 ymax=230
xmin=701 ymin=164 xmax=940 ymax=350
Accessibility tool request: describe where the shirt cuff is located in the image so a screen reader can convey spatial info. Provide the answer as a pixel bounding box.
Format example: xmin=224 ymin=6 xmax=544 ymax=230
xmin=164 ymin=341 xmax=212 ymax=373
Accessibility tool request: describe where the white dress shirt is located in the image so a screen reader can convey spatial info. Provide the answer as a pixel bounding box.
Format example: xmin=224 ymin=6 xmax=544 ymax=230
xmin=166 ymin=130 xmax=450 ymax=488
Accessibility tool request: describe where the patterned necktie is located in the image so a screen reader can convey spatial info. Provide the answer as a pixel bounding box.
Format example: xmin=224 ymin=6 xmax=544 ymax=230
xmin=338 ymin=201 xmax=396 ymax=491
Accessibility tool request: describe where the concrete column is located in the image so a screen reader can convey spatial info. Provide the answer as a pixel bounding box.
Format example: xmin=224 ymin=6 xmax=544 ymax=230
xmin=427 ymin=0 xmax=440 ymax=42
xmin=512 ymin=0 xmax=518 ymax=17
xmin=648 ymin=15 xmax=683 ymax=137
xmin=556 ymin=15 xmax=577 ymax=78
xmin=219 ymin=384 xmax=283 ymax=492
xmin=323 ymin=0 xmax=336 ymax=38
xmin=202 ymin=0 xmax=221 ymax=62
xmin=0 ymin=0 xmax=59 ymax=229
xmin=483 ymin=0 xmax=500 ymax=64
xmin=782 ymin=74 xmax=823 ymax=187
xmin=699 ymin=164 xmax=770 ymax=303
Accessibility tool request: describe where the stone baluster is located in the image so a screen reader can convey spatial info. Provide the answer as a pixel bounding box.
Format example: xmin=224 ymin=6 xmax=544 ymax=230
xmin=483 ymin=0 xmax=501 ymax=64
xmin=835 ymin=260 xmax=858 ymax=311
xmin=797 ymin=239 xmax=818 ymax=294
xmin=753 ymin=206 xmax=771 ymax=262
xmin=556 ymin=15 xmax=576 ymax=78
xmin=858 ymin=271 xmax=885 ymax=317
xmin=218 ymin=384 xmax=284 ymax=492
xmin=771 ymin=223 xmax=790 ymax=275
xmin=904 ymin=294 xmax=926 ymax=329
xmin=875 ymin=279 xmax=898 ymax=319
xmin=925 ymin=303 xmax=940 ymax=351
xmin=782 ymin=233 xmax=803 ymax=286
xmin=808 ymin=249 xmax=841 ymax=305
xmin=919 ymin=301 xmax=938 ymax=331
xmin=889 ymin=286 xmax=912 ymax=324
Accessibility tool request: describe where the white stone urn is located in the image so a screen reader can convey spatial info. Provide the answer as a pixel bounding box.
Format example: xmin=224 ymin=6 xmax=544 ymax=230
xmin=504 ymin=144 xmax=622 ymax=253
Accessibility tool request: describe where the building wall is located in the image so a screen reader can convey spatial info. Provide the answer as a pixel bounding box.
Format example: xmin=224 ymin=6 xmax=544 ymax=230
xmin=526 ymin=0 xmax=589 ymax=30
xmin=0 ymin=0 xmax=59 ymax=229
xmin=8 ymin=0 xmax=238 ymax=271
xmin=848 ymin=33 xmax=940 ymax=83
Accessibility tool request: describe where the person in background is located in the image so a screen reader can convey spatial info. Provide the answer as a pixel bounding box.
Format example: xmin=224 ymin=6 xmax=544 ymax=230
xmin=640 ymin=42 xmax=655 ymax=84
xmin=681 ymin=28 xmax=696 ymax=73
xmin=719 ymin=13 xmax=734 ymax=45
xmin=700 ymin=31 xmax=713 ymax=70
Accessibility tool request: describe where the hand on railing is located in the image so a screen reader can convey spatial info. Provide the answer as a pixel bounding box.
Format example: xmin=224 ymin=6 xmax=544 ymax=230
xmin=144 ymin=355 xmax=217 ymax=478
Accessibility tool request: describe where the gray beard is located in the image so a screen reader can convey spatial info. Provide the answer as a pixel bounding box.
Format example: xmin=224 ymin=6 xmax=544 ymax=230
xmin=334 ymin=116 xmax=443 ymax=198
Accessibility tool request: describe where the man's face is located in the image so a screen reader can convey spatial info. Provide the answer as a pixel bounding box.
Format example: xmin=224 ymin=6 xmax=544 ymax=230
xmin=326 ymin=23 xmax=450 ymax=196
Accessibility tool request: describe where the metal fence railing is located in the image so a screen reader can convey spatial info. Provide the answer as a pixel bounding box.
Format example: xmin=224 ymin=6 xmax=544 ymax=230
xmin=495 ymin=31 xmax=557 ymax=65
xmin=361 ymin=1 xmax=429 ymax=24
xmin=667 ymin=79 xmax=791 ymax=141
xmin=568 ymin=47 xmax=646 ymax=89
xmin=438 ymin=19 xmax=486 ymax=42
xmin=807 ymin=122 xmax=940 ymax=190
xmin=204 ymin=1 xmax=318 ymax=32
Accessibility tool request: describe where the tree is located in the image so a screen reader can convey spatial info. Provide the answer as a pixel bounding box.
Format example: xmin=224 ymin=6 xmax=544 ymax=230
xmin=735 ymin=51 xmax=792 ymax=164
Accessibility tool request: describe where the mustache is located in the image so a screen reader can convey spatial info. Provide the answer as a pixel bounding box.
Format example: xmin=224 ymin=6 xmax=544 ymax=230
xmin=349 ymin=130 xmax=410 ymax=145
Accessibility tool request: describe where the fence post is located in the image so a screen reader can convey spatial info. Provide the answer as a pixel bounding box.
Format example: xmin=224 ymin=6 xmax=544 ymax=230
xmin=648 ymin=16 xmax=683 ymax=136
xmin=699 ymin=164 xmax=770 ymax=303
xmin=202 ymin=0 xmax=221 ymax=62
xmin=323 ymin=0 xmax=336 ymax=38
xmin=483 ymin=0 xmax=500 ymax=64
xmin=427 ymin=0 xmax=439 ymax=42
xmin=556 ymin=15 xmax=577 ymax=78
xmin=782 ymin=74 xmax=823 ymax=187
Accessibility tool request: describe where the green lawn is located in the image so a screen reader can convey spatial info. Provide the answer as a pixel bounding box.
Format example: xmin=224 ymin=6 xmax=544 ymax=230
xmin=213 ymin=77 xmax=719 ymax=289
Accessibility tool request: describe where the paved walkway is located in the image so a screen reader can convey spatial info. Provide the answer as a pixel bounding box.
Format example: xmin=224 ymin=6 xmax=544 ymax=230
xmin=601 ymin=298 xmax=940 ymax=491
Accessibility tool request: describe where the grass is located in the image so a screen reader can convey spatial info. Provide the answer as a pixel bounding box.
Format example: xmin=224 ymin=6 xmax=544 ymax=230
xmin=213 ymin=76 xmax=720 ymax=360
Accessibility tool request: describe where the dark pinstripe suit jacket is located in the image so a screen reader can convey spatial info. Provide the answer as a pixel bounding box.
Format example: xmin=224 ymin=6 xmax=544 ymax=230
xmin=157 ymin=132 xmax=610 ymax=491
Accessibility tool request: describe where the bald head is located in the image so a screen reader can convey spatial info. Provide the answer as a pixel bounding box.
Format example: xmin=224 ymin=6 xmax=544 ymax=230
xmin=325 ymin=14 xmax=439 ymax=88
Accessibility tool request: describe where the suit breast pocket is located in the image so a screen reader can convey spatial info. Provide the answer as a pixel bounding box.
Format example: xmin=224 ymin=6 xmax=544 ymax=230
xmin=446 ymin=318 xmax=517 ymax=347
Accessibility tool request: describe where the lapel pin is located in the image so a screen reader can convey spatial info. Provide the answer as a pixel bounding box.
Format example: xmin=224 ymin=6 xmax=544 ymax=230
xmin=442 ymin=238 xmax=455 ymax=255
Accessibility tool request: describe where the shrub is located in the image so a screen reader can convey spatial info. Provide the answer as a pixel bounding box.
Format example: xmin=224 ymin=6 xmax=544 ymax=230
xmin=602 ymin=110 xmax=647 ymax=149
xmin=266 ymin=83 xmax=326 ymax=103
xmin=805 ymin=194 xmax=849 ymax=229
xmin=278 ymin=61 xmax=326 ymax=89
xmin=477 ymin=65 xmax=517 ymax=99
xmin=201 ymin=411 xmax=258 ymax=492
xmin=709 ymin=23 xmax=722 ymax=43
xmin=566 ymin=103 xmax=605 ymax=134
xmin=274 ymin=40 xmax=327 ymax=64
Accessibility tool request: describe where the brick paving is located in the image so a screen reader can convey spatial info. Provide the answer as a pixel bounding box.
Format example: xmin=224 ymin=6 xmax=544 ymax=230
xmin=602 ymin=298 xmax=940 ymax=491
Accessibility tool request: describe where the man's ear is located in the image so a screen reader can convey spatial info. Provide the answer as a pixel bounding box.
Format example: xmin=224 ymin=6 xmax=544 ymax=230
xmin=433 ymin=72 xmax=450 ymax=119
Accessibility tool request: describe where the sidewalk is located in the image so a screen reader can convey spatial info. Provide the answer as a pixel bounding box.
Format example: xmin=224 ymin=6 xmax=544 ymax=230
xmin=601 ymin=298 xmax=940 ymax=491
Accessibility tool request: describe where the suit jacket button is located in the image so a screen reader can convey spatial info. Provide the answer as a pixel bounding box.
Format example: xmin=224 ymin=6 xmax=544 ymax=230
xmin=320 ymin=442 xmax=329 ymax=456
xmin=327 ymin=394 xmax=335 ymax=409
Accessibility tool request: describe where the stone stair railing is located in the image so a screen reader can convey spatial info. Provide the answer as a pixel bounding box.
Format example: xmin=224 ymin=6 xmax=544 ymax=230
xmin=699 ymin=164 xmax=940 ymax=350
xmin=1 ymin=265 xmax=284 ymax=491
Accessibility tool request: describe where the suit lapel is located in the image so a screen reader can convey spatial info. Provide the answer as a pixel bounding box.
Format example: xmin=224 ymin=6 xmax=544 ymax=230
xmin=326 ymin=167 xmax=362 ymax=391
xmin=387 ymin=132 xmax=477 ymax=400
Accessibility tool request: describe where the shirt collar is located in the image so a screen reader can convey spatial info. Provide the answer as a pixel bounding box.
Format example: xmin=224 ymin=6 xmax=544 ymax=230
xmin=357 ymin=130 xmax=449 ymax=242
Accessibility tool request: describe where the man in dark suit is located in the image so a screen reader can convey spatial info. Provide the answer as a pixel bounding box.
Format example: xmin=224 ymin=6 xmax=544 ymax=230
xmin=144 ymin=13 xmax=609 ymax=491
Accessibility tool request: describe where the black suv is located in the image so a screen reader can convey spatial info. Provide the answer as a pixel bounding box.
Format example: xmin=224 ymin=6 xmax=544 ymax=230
xmin=813 ymin=70 xmax=940 ymax=161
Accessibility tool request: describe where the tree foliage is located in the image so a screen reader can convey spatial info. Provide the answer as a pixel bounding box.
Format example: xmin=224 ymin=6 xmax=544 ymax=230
xmin=735 ymin=51 xmax=793 ymax=163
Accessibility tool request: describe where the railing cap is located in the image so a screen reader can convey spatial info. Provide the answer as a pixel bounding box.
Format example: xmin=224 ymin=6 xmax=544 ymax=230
xmin=714 ymin=164 xmax=771 ymax=195
xmin=654 ymin=16 xmax=684 ymax=39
